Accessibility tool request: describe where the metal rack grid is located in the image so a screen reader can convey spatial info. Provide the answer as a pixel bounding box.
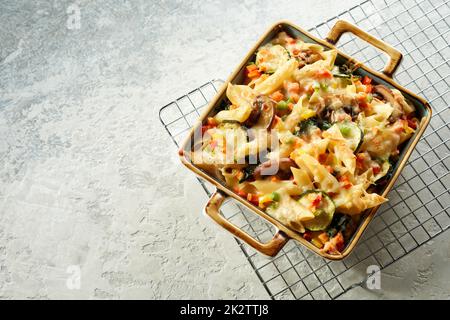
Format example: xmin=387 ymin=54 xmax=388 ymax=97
xmin=159 ymin=0 xmax=450 ymax=300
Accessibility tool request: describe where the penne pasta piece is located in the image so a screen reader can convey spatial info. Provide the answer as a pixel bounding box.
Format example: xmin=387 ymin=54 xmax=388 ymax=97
xmin=291 ymin=167 xmax=313 ymax=192
xmin=293 ymin=154 xmax=340 ymax=193
xmin=334 ymin=185 xmax=387 ymax=215
xmin=215 ymin=83 xmax=256 ymax=123
xmin=321 ymin=49 xmax=337 ymax=69
xmin=254 ymin=59 xmax=299 ymax=95
xmin=334 ymin=144 xmax=356 ymax=176
xmin=251 ymin=180 xmax=292 ymax=194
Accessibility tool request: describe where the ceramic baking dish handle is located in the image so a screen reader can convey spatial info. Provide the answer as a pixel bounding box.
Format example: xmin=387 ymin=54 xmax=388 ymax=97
xmin=204 ymin=190 xmax=289 ymax=257
xmin=326 ymin=20 xmax=402 ymax=77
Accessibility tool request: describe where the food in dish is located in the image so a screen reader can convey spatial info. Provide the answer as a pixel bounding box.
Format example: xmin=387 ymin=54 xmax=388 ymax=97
xmin=191 ymin=32 xmax=418 ymax=255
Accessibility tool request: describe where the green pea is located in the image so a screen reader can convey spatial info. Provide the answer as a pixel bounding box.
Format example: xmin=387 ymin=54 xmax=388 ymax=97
xmin=277 ymin=101 xmax=289 ymax=110
xmin=270 ymin=192 xmax=280 ymax=202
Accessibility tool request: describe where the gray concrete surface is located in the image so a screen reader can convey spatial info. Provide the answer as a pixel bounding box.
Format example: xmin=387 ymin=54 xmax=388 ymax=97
xmin=0 ymin=0 xmax=449 ymax=299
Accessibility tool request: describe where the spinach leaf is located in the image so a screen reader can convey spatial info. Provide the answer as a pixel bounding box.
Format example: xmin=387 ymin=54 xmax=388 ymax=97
xmin=294 ymin=118 xmax=318 ymax=136
xmin=294 ymin=117 xmax=332 ymax=136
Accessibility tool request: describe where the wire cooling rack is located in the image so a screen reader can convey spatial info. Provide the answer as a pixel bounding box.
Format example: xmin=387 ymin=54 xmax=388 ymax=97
xmin=159 ymin=0 xmax=450 ymax=300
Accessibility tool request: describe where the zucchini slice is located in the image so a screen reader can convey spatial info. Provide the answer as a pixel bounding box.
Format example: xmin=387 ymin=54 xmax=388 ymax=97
xmin=299 ymin=191 xmax=335 ymax=231
xmin=336 ymin=121 xmax=363 ymax=152
xmin=255 ymin=44 xmax=290 ymax=73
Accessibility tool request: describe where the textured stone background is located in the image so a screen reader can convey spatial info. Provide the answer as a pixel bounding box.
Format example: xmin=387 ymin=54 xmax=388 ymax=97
xmin=0 ymin=0 xmax=449 ymax=299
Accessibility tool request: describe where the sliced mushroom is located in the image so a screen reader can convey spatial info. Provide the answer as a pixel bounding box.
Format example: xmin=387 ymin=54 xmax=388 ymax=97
xmin=255 ymin=96 xmax=276 ymax=129
xmin=245 ymin=95 xmax=276 ymax=129
xmin=372 ymin=85 xmax=403 ymax=121
xmin=372 ymin=85 xmax=395 ymax=104
xmin=253 ymin=158 xmax=297 ymax=180
xmin=244 ymin=96 xmax=263 ymax=127
xmin=278 ymin=158 xmax=298 ymax=171
xmin=296 ymin=49 xmax=322 ymax=68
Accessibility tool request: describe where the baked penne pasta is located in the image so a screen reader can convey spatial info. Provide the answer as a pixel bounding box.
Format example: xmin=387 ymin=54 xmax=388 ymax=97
xmin=192 ymin=31 xmax=418 ymax=255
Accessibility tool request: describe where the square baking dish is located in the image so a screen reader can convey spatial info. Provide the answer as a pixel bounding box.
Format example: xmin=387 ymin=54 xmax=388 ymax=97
xmin=178 ymin=20 xmax=432 ymax=260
